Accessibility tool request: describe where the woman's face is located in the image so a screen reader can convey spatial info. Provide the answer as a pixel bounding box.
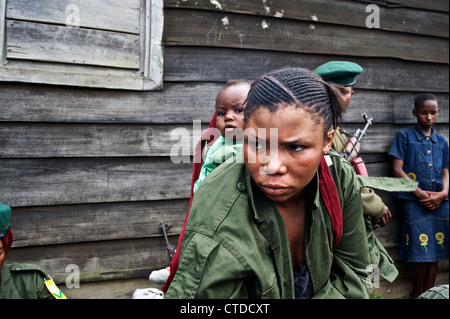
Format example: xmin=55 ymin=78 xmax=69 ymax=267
xmin=244 ymin=104 xmax=334 ymax=205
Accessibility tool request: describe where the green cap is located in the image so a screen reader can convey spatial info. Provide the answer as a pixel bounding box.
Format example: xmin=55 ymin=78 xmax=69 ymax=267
xmin=314 ymin=61 xmax=363 ymax=86
xmin=0 ymin=203 xmax=12 ymax=236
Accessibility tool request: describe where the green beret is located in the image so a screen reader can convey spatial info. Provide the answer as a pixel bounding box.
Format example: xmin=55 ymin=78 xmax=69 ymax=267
xmin=314 ymin=61 xmax=363 ymax=86
xmin=0 ymin=203 xmax=12 ymax=236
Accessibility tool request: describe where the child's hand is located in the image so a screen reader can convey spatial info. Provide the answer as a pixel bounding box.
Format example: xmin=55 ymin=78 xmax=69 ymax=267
xmin=419 ymin=191 xmax=445 ymax=210
xmin=414 ymin=188 xmax=430 ymax=200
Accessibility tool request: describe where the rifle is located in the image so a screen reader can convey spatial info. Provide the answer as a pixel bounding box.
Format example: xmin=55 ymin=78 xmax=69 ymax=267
xmin=339 ymin=113 xmax=373 ymax=176
xmin=160 ymin=222 xmax=176 ymax=261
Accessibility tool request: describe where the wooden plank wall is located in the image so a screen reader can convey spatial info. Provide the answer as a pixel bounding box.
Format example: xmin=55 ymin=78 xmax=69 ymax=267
xmin=6 ymin=0 xmax=141 ymax=68
xmin=0 ymin=0 xmax=448 ymax=298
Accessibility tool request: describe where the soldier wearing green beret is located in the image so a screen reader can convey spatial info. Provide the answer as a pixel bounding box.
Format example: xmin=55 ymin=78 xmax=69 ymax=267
xmin=315 ymin=61 xmax=364 ymax=152
xmin=315 ymin=61 xmax=392 ymax=224
xmin=315 ymin=61 xmax=398 ymax=284
xmin=0 ymin=203 xmax=66 ymax=299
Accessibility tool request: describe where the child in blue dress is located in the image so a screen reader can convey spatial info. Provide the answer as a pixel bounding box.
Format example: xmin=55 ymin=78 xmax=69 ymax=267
xmin=388 ymin=93 xmax=449 ymax=298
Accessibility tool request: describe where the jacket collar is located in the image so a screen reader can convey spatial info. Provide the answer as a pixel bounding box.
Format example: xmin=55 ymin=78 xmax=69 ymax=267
xmin=413 ymin=125 xmax=437 ymax=143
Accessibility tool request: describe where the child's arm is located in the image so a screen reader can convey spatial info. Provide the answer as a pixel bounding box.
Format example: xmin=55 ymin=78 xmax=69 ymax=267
xmin=392 ymin=158 xmax=428 ymax=200
xmin=420 ymin=168 xmax=449 ymax=210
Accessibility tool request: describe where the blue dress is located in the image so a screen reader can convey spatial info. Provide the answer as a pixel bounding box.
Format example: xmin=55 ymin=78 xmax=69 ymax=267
xmin=389 ymin=125 xmax=449 ymax=262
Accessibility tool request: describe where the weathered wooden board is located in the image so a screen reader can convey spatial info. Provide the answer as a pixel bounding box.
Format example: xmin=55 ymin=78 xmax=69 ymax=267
xmin=0 ymin=82 xmax=449 ymax=125
xmin=6 ymin=20 xmax=140 ymax=69
xmin=0 ymin=60 xmax=157 ymax=90
xmin=338 ymin=123 xmax=449 ymax=153
xmin=0 ymin=123 xmax=202 ymax=158
xmin=164 ymin=9 xmax=448 ymax=63
xmin=170 ymin=0 xmax=450 ymax=16
xmin=1 ymin=1 xmax=164 ymax=91
xmin=6 ymin=0 xmax=141 ymax=34
xmin=385 ymin=0 xmax=449 ymax=12
xmin=343 ymin=91 xmax=449 ymax=124
xmin=1 ymin=47 xmax=448 ymax=92
xmin=59 ymin=277 xmax=156 ymax=299
xmin=0 ymin=158 xmax=192 ymax=207
xmin=164 ymin=47 xmax=450 ymax=92
xmin=0 ymin=82 xmax=219 ymax=124
xmin=0 ymin=0 xmax=6 ymax=65
xmin=165 ymin=0 xmax=449 ymax=38
xmin=10 ymin=200 xmax=188 ymax=247
xmin=0 ymin=122 xmax=447 ymax=158
xmin=1 ymin=82 xmax=447 ymax=124
xmin=7 ymin=237 xmax=177 ymax=283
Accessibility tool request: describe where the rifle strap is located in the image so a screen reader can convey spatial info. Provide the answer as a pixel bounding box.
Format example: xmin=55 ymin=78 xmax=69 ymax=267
xmin=318 ymin=155 xmax=343 ymax=250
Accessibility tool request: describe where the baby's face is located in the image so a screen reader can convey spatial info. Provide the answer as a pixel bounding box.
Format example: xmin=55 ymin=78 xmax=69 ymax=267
xmin=215 ymin=84 xmax=250 ymax=139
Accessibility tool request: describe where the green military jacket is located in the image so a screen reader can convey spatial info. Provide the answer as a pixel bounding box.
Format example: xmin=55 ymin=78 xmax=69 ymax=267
xmin=167 ymin=152 xmax=379 ymax=299
xmin=0 ymin=263 xmax=54 ymax=299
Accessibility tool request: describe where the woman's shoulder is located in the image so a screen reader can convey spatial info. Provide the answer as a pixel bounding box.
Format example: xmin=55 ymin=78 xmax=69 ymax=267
xmin=187 ymin=158 xmax=248 ymax=232
xmin=197 ymin=154 xmax=246 ymax=192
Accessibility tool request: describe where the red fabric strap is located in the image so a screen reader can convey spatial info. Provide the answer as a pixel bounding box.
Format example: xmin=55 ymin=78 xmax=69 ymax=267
xmin=318 ymin=155 xmax=343 ymax=250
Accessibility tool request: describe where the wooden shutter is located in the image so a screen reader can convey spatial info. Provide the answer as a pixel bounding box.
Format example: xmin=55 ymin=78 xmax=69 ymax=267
xmin=0 ymin=0 xmax=163 ymax=90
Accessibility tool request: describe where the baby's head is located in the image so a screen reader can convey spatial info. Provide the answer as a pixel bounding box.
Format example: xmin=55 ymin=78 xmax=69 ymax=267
xmin=215 ymin=79 xmax=252 ymax=139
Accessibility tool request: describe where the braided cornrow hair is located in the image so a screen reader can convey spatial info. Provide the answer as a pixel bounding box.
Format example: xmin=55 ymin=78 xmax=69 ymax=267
xmin=244 ymin=67 xmax=345 ymax=136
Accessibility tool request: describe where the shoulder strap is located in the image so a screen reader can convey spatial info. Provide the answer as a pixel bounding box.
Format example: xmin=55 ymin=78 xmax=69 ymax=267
xmin=318 ymin=155 xmax=343 ymax=250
